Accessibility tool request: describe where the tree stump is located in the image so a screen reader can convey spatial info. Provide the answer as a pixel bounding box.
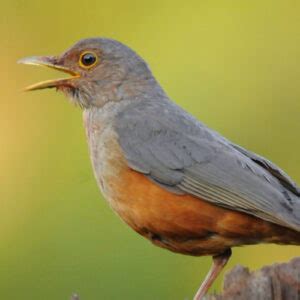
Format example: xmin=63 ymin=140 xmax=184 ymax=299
xmin=207 ymin=257 xmax=300 ymax=300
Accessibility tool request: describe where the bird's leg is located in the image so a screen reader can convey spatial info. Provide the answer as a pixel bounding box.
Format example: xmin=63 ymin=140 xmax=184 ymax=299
xmin=193 ymin=248 xmax=232 ymax=300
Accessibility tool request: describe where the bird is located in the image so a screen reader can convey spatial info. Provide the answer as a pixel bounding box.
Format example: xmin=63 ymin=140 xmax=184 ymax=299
xmin=19 ymin=38 xmax=300 ymax=299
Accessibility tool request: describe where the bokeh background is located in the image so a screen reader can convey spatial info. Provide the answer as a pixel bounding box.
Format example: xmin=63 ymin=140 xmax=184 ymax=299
xmin=1 ymin=1 xmax=300 ymax=299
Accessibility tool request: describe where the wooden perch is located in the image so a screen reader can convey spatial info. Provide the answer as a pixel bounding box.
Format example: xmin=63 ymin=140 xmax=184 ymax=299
xmin=207 ymin=257 xmax=300 ymax=300
xmin=70 ymin=257 xmax=300 ymax=300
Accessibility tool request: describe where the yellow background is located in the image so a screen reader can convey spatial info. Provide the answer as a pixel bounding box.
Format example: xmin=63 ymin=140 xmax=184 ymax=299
xmin=1 ymin=1 xmax=300 ymax=299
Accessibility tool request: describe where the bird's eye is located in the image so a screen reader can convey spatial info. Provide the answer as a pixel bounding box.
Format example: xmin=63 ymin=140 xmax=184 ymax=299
xmin=79 ymin=52 xmax=98 ymax=69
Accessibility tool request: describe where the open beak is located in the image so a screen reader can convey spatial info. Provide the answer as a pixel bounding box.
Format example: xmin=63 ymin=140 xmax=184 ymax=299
xmin=18 ymin=56 xmax=80 ymax=91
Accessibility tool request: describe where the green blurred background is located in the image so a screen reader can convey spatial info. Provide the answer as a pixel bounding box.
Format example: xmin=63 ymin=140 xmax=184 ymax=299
xmin=1 ymin=1 xmax=300 ymax=299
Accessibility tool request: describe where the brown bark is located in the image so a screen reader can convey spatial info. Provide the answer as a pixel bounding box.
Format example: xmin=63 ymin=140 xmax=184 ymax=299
xmin=207 ymin=257 xmax=300 ymax=300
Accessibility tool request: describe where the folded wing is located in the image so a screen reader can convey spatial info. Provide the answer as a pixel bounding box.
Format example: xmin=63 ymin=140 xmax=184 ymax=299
xmin=115 ymin=100 xmax=300 ymax=231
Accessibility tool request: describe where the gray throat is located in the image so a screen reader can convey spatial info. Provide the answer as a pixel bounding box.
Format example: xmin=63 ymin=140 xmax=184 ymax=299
xmin=70 ymin=74 xmax=167 ymax=109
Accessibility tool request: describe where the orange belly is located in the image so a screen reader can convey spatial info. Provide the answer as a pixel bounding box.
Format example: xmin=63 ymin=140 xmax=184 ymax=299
xmin=85 ymin=118 xmax=300 ymax=256
xmin=100 ymin=158 xmax=299 ymax=256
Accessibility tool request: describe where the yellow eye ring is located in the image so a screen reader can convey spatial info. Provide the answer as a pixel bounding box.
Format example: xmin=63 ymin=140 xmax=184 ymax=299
xmin=79 ymin=51 xmax=99 ymax=69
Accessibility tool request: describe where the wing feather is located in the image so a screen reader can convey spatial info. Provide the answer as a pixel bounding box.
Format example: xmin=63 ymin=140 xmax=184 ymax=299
xmin=116 ymin=100 xmax=300 ymax=231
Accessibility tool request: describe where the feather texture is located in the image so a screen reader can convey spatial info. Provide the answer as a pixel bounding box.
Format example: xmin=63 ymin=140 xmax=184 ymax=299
xmin=115 ymin=99 xmax=300 ymax=232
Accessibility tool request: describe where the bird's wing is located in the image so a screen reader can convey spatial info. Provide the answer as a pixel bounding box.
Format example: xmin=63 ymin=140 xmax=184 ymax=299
xmin=230 ymin=143 xmax=300 ymax=195
xmin=115 ymin=100 xmax=300 ymax=231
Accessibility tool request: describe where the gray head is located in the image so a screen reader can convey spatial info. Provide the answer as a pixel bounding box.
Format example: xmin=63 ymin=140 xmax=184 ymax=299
xmin=19 ymin=38 xmax=165 ymax=108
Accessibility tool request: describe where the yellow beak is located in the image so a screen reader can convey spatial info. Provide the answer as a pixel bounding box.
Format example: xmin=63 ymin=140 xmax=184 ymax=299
xmin=18 ymin=56 xmax=80 ymax=91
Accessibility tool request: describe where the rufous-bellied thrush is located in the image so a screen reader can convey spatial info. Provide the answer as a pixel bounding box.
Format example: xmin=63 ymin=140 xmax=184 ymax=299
xmin=19 ymin=38 xmax=300 ymax=299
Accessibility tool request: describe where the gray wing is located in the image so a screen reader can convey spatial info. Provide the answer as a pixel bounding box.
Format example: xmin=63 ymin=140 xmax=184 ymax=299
xmin=115 ymin=100 xmax=300 ymax=231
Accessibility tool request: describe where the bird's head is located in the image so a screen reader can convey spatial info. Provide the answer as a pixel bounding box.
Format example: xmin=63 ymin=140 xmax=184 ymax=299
xmin=19 ymin=38 xmax=162 ymax=108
